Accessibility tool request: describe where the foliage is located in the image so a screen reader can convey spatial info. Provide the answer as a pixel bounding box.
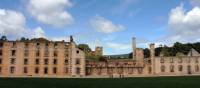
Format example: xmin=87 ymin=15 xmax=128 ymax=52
xmin=78 ymin=44 xmax=92 ymax=53
xmin=0 ymin=36 xmax=7 ymax=41
xmin=144 ymin=42 xmax=200 ymax=57
xmin=153 ymin=42 xmax=200 ymax=57
xmin=78 ymin=44 xmax=102 ymax=61
xmin=143 ymin=48 xmax=150 ymax=58
xmin=20 ymin=37 xmax=29 ymax=41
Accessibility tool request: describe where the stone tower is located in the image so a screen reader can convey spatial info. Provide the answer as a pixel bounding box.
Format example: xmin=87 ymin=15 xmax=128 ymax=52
xmin=135 ymin=48 xmax=144 ymax=62
xmin=150 ymin=43 xmax=155 ymax=74
xmin=95 ymin=46 xmax=103 ymax=56
xmin=132 ymin=37 xmax=136 ymax=60
xmin=69 ymin=35 xmax=86 ymax=77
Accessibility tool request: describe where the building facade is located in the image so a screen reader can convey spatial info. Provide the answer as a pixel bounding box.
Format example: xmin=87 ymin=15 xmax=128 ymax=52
xmin=0 ymin=36 xmax=200 ymax=78
xmin=0 ymin=36 xmax=85 ymax=77
xmin=86 ymin=39 xmax=200 ymax=78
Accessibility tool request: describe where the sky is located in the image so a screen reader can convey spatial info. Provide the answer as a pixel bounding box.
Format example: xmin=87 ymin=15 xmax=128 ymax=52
xmin=0 ymin=0 xmax=200 ymax=55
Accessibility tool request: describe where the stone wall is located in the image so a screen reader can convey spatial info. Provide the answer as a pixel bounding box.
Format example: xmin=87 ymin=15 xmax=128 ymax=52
xmin=0 ymin=39 xmax=86 ymax=77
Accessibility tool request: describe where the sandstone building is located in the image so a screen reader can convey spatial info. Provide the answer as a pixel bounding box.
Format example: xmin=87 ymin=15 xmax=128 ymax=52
xmin=0 ymin=36 xmax=85 ymax=77
xmin=0 ymin=36 xmax=200 ymax=78
xmin=86 ymin=38 xmax=200 ymax=77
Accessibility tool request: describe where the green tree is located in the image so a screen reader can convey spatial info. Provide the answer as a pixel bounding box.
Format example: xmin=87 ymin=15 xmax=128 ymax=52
xmin=78 ymin=44 xmax=102 ymax=61
xmin=20 ymin=37 xmax=26 ymax=41
xmin=143 ymin=48 xmax=150 ymax=58
xmin=77 ymin=44 xmax=91 ymax=53
xmin=0 ymin=36 xmax=7 ymax=41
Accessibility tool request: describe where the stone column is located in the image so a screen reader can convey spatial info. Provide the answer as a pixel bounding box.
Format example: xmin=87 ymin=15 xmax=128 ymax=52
xmin=150 ymin=43 xmax=155 ymax=74
xmin=132 ymin=37 xmax=136 ymax=60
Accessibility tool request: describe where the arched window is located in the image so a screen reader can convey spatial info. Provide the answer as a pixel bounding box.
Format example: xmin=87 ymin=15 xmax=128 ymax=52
xmin=178 ymin=65 xmax=183 ymax=71
xmin=170 ymin=65 xmax=174 ymax=72
xmin=35 ymin=67 xmax=39 ymax=74
xmin=53 ymin=67 xmax=57 ymax=74
xmin=160 ymin=57 xmax=164 ymax=63
xmin=178 ymin=58 xmax=182 ymax=63
xmin=196 ymin=58 xmax=199 ymax=63
xmin=195 ymin=65 xmax=199 ymax=72
xmin=128 ymin=68 xmax=133 ymax=74
xmin=44 ymin=67 xmax=48 ymax=74
xmin=23 ymin=67 xmax=28 ymax=74
xmin=170 ymin=58 xmax=174 ymax=63
xmin=76 ymin=59 xmax=80 ymax=65
xmin=187 ymin=65 xmax=191 ymax=74
xmin=161 ymin=65 xmax=165 ymax=72
xmin=76 ymin=67 xmax=80 ymax=75
xmin=148 ymin=67 xmax=152 ymax=74
xmin=138 ymin=68 xmax=143 ymax=74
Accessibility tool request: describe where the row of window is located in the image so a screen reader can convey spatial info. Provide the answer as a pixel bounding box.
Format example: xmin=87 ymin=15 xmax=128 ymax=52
xmin=0 ymin=58 xmax=69 ymax=65
xmin=161 ymin=65 xmax=199 ymax=72
xmin=2 ymin=67 xmax=69 ymax=74
xmin=0 ymin=50 xmax=67 ymax=57
xmin=0 ymin=67 xmax=81 ymax=75
xmin=160 ymin=58 xmax=199 ymax=63
xmin=0 ymin=58 xmax=81 ymax=66
xmin=0 ymin=42 xmax=70 ymax=48
xmin=9 ymin=50 xmax=61 ymax=57
xmin=11 ymin=42 xmax=62 ymax=48
xmin=0 ymin=47 xmax=78 ymax=58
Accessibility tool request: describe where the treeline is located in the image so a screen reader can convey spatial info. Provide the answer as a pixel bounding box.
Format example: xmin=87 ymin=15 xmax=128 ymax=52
xmin=142 ymin=42 xmax=200 ymax=58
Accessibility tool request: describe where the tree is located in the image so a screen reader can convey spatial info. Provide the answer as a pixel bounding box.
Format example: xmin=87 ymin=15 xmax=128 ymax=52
xmin=155 ymin=47 xmax=162 ymax=56
xmin=128 ymin=52 xmax=132 ymax=58
xmin=20 ymin=37 xmax=26 ymax=41
xmin=77 ymin=44 xmax=91 ymax=53
xmin=78 ymin=44 xmax=101 ymax=61
xmin=0 ymin=36 xmax=7 ymax=41
xmin=143 ymin=48 xmax=150 ymax=58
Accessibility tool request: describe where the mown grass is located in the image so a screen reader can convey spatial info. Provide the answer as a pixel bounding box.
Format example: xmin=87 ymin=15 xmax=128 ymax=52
xmin=0 ymin=76 xmax=200 ymax=88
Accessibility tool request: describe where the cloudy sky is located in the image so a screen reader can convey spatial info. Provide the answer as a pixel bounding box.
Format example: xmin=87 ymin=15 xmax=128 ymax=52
xmin=0 ymin=0 xmax=199 ymax=55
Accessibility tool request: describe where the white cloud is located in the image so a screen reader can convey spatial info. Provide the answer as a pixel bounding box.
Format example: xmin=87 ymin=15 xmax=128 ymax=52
xmin=87 ymin=39 xmax=102 ymax=51
xmin=106 ymin=42 xmax=130 ymax=51
xmin=28 ymin=0 xmax=74 ymax=27
xmin=30 ymin=26 xmax=71 ymax=41
xmin=166 ymin=4 xmax=200 ymax=43
xmin=31 ymin=27 xmax=46 ymax=38
xmin=50 ymin=36 xmax=70 ymax=42
xmin=90 ymin=16 xmax=125 ymax=33
xmin=0 ymin=9 xmax=27 ymax=37
xmin=0 ymin=8 xmax=71 ymax=42
xmin=190 ymin=0 xmax=200 ymax=7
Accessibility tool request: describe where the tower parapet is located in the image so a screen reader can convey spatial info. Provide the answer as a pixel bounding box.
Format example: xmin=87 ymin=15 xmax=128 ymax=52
xmin=95 ymin=46 xmax=103 ymax=56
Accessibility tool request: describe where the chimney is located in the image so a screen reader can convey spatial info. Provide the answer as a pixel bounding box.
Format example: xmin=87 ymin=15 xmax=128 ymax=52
xmin=150 ymin=43 xmax=155 ymax=74
xmin=70 ymin=35 xmax=74 ymax=42
xmin=132 ymin=37 xmax=136 ymax=59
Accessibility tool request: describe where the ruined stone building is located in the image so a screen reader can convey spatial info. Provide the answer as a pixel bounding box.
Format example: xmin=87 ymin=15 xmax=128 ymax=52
xmin=0 ymin=36 xmax=200 ymax=78
xmin=86 ymin=38 xmax=200 ymax=77
xmin=0 ymin=36 xmax=85 ymax=77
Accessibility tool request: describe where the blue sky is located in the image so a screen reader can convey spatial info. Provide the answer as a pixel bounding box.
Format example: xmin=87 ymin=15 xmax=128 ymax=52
xmin=0 ymin=0 xmax=200 ymax=55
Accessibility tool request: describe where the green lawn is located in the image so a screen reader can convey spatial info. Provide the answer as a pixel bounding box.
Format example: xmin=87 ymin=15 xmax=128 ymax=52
xmin=0 ymin=76 xmax=200 ymax=88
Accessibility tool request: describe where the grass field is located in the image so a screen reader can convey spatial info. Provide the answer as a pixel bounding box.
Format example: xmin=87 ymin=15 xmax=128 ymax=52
xmin=0 ymin=76 xmax=200 ymax=88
